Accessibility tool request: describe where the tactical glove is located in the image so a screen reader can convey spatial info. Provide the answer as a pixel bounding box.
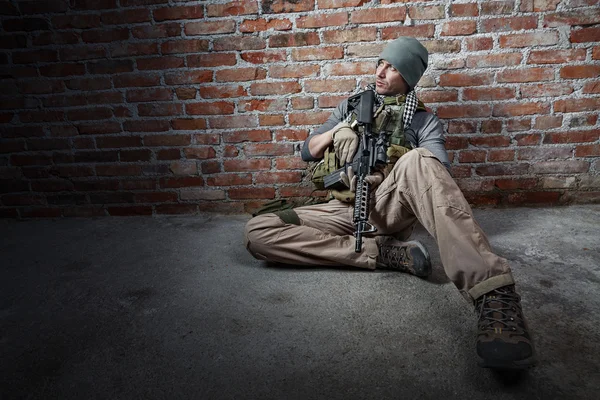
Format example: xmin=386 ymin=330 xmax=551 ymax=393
xmin=339 ymin=166 xmax=386 ymax=193
xmin=331 ymin=122 xmax=358 ymax=164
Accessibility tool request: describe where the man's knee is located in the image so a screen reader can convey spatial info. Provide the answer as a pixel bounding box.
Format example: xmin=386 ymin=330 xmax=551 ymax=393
xmin=244 ymin=213 xmax=287 ymax=259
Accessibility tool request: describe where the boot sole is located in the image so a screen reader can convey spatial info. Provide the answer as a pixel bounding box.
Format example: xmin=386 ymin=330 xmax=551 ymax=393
xmin=477 ymin=355 xmax=537 ymax=370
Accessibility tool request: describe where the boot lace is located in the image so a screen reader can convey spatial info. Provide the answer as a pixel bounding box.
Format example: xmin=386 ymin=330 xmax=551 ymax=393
xmin=477 ymin=286 xmax=523 ymax=332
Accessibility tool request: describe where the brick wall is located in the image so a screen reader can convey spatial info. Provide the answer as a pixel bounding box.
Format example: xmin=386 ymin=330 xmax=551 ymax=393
xmin=0 ymin=0 xmax=598 ymax=218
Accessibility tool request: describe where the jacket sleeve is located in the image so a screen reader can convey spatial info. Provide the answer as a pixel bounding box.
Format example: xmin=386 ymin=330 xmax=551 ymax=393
xmin=301 ymin=99 xmax=349 ymax=162
xmin=406 ymin=111 xmax=451 ymax=171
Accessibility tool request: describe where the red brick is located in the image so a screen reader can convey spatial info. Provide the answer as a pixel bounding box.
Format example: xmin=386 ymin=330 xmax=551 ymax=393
xmin=570 ymin=26 xmax=600 ymax=43
xmin=463 ymin=87 xmax=515 ymax=101
xmin=250 ymin=81 xmax=301 ymax=95
xmin=188 ymin=53 xmax=237 ymax=68
xmin=255 ymin=171 xmax=302 ymax=184
xmin=186 ymin=101 xmax=235 ymax=115
xmin=40 ymin=63 xmax=86 ymax=77
xmin=518 ymin=147 xmax=573 ymax=161
xmin=323 ymin=28 xmax=377 ymax=43
xmin=481 ymin=0 xmax=515 ymax=15
xmin=239 ymin=18 xmax=292 ymax=32
xmin=199 ymin=85 xmax=247 ymax=99
xmin=543 ymin=9 xmax=600 ymax=27
xmin=89 ymin=60 xmax=135 ymax=76
xmin=488 ymin=149 xmax=515 ymax=162
xmin=515 ymin=133 xmax=542 ymax=146
xmin=153 ymin=5 xmax=204 ymax=21
xmin=470 ymin=135 xmax=511 ymax=148
xmin=493 ymin=102 xmax=550 ymax=117
xmin=481 ymin=16 xmax=537 ymax=32
xmin=494 ymin=178 xmax=538 ymax=190
xmin=96 ymin=164 xmax=142 ymax=177
xmin=96 ymin=136 xmax=142 ymax=148
xmin=450 ymin=3 xmax=479 ymax=17
xmin=275 ymin=129 xmax=309 ymax=141
xmin=216 ymin=67 xmax=267 ymax=82
xmin=207 ymin=173 xmax=252 ymax=186
xmin=326 ymin=61 xmax=373 ymax=76
xmin=81 ymin=28 xmax=129 ymax=44
xmin=259 ymin=114 xmax=285 ymax=126
xmin=305 ymin=79 xmax=356 ymax=93
xmin=465 ymin=37 xmax=493 ymax=51
xmin=13 ymin=49 xmax=58 ymax=64
xmin=131 ymin=23 xmax=181 ymax=39
xmin=3 ymin=17 xmax=49 ymax=31
xmin=270 ymin=64 xmax=320 ymax=78
xmin=532 ymin=161 xmax=589 ymax=174
xmin=207 ymin=0 xmax=259 ymax=17
xmin=275 ymin=157 xmax=306 ymax=170
xmin=554 ymin=98 xmax=600 ymax=113
xmin=164 ymin=70 xmax=212 ymax=85
xmin=560 ymin=65 xmax=600 ymax=79
xmin=239 ymin=98 xmax=287 ymax=112
xmin=319 ymin=0 xmax=368 ymax=8
xmin=172 ymin=118 xmax=207 ymax=131
xmin=297 ymin=13 xmax=348 ymax=28
xmin=576 ymin=144 xmax=600 ymax=157
xmin=241 ymin=50 xmax=287 ymax=64
xmin=506 ymin=119 xmax=532 ymax=132
xmin=466 ymin=53 xmax=521 ymax=68
xmin=228 ymin=187 xmax=275 ymax=200
xmin=20 ymin=109 xmax=65 ymax=122
xmin=497 ymin=68 xmax=554 ymax=83
xmin=209 ymin=115 xmax=258 ymax=129
xmin=528 ymin=49 xmax=587 ymax=64
xmin=521 ymin=83 xmax=573 ymax=98
xmin=120 ymin=149 xmax=152 ymax=162
xmin=543 ymin=130 xmax=599 ymax=144
xmin=214 ymin=36 xmax=266 ymax=51
xmin=408 ymin=5 xmax=445 ymax=19
xmin=156 ymin=148 xmax=181 ymax=160
xmin=437 ymin=105 xmax=492 ymax=118
xmin=193 ymin=134 xmax=220 ymax=145
xmin=582 ymin=81 xmax=600 ymax=95
xmin=269 ymin=32 xmax=320 ymax=48
xmin=439 ymin=73 xmax=493 ymax=87
xmin=482 ymin=120 xmax=503 ymax=134
xmin=126 ymin=88 xmax=173 ymax=103
xmin=159 ymin=176 xmax=203 ymax=188
xmin=441 ymin=20 xmax=477 ymax=36
xmin=447 ymin=121 xmax=477 ymax=134
xmin=25 ymin=138 xmax=69 ymax=151
xmin=351 ymin=7 xmax=406 ymax=24
xmin=144 ymin=134 xmax=191 ymax=147
xmin=223 ymin=158 xmax=271 ymax=172
xmin=534 ymin=115 xmax=562 ymax=130
xmin=113 ymin=73 xmax=161 ymax=88
xmin=500 ymin=32 xmax=559 ymax=48
xmin=291 ymin=47 xmax=344 ymax=61
xmin=263 ymin=0 xmax=314 ymax=13
xmin=161 ymin=39 xmax=209 ymax=55
xmin=289 ymin=111 xmax=330 ymax=126
xmin=292 ymin=97 xmax=314 ymax=110
xmin=475 ymin=163 xmax=530 ymax=176
xmin=137 ymin=103 xmax=182 ymax=117
xmin=459 ymin=150 xmax=486 ymax=163
xmin=106 ymin=49 xmax=152 ymax=67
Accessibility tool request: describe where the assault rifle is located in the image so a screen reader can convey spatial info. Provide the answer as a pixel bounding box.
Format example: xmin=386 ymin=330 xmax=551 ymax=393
xmin=323 ymin=89 xmax=391 ymax=252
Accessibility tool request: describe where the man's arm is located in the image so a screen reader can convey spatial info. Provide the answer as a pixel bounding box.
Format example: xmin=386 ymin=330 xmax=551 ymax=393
xmin=301 ymin=99 xmax=349 ymax=162
xmin=406 ymin=111 xmax=451 ymax=171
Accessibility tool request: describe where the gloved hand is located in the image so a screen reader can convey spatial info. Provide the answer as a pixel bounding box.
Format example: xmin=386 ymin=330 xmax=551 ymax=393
xmin=331 ymin=122 xmax=358 ymax=164
xmin=339 ymin=166 xmax=386 ymax=193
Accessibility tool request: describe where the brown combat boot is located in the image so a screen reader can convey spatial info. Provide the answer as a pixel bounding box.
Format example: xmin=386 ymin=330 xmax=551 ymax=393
xmin=475 ymin=285 xmax=537 ymax=369
xmin=376 ymin=237 xmax=432 ymax=278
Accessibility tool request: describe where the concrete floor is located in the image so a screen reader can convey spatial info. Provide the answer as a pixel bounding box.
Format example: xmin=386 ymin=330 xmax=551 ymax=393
xmin=1 ymin=205 xmax=599 ymax=400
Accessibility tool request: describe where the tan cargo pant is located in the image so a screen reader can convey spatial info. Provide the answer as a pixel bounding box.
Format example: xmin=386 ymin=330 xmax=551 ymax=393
xmin=244 ymin=148 xmax=514 ymax=302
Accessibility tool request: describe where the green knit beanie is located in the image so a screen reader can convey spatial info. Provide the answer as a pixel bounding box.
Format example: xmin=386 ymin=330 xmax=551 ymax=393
xmin=378 ymin=37 xmax=428 ymax=89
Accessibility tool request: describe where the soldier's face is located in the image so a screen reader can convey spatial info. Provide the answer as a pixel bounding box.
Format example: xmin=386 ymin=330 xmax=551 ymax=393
xmin=375 ymin=60 xmax=409 ymax=96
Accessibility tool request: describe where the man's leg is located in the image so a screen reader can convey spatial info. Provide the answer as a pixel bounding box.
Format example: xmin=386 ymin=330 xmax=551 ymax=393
xmin=245 ymin=199 xmax=431 ymax=276
xmin=245 ymin=200 xmax=380 ymax=269
xmin=370 ymin=148 xmax=536 ymax=369
xmin=371 ymin=148 xmax=513 ymax=301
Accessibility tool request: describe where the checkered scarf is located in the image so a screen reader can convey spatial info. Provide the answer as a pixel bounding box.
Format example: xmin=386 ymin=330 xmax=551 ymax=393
xmin=402 ymin=90 xmax=418 ymax=131
xmin=350 ymin=84 xmax=421 ymax=131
